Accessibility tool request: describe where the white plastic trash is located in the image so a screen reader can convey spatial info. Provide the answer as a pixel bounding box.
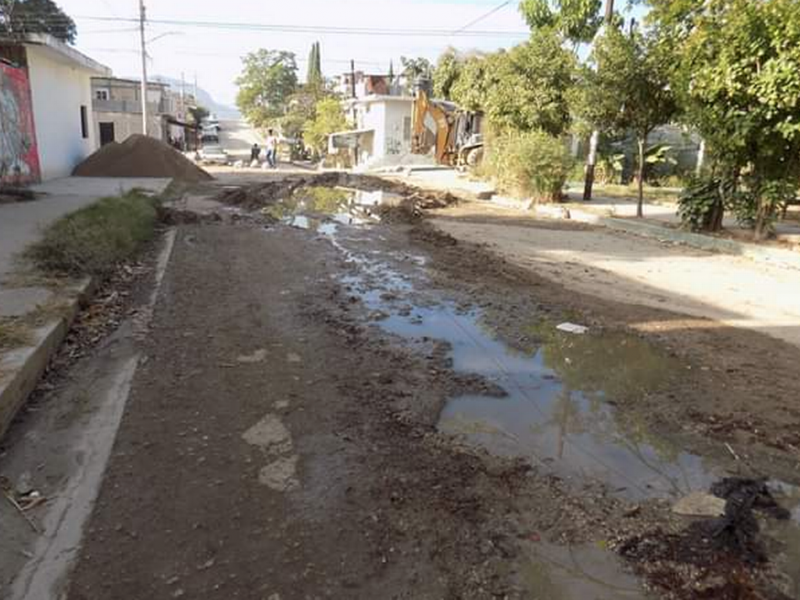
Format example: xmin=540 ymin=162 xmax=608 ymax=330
xmin=556 ymin=322 xmax=589 ymax=335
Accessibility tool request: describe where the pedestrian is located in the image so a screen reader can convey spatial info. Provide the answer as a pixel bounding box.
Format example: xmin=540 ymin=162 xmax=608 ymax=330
xmin=250 ymin=143 xmax=261 ymax=163
xmin=265 ymin=129 xmax=278 ymax=169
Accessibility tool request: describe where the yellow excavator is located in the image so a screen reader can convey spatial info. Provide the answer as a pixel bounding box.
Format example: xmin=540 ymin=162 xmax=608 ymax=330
xmin=411 ymin=89 xmax=484 ymax=168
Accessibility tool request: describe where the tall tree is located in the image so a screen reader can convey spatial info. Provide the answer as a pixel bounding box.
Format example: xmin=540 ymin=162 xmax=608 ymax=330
xmin=388 ymin=60 xmax=394 ymax=81
xmin=400 ymin=56 xmax=433 ymax=84
xmin=578 ymin=27 xmax=676 ymax=216
xmin=652 ymin=0 xmax=800 ymax=238
xmin=0 ymin=0 xmax=76 ymax=43
xmin=306 ymin=41 xmax=323 ymax=88
xmin=484 ymin=29 xmax=576 ymax=136
xmin=235 ymin=49 xmax=299 ymax=127
xmin=518 ymin=0 xmax=604 ymax=44
xmin=433 ymin=48 xmax=462 ymax=100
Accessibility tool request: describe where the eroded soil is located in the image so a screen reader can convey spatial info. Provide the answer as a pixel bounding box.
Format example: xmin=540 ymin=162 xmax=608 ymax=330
xmin=3 ymin=175 xmax=800 ymax=600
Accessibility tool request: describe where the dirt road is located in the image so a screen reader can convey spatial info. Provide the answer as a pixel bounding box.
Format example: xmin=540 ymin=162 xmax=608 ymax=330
xmin=2 ymin=173 xmax=800 ymax=600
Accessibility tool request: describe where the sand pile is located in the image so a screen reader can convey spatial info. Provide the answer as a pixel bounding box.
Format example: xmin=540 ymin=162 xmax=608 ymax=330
xmin=73 ymin=135 xmax=212 ymax=182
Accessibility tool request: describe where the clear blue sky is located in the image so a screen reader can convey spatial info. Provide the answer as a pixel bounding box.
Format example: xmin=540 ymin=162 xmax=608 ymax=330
xmin=60 ymin=0 xmax=644 ymax=107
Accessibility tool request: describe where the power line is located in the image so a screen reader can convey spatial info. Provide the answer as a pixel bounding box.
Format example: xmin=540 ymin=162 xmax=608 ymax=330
xmin=452 ymin=0 xmax=512 ymax=35
xmin=72 ymin=14 xmax=529 ymax=37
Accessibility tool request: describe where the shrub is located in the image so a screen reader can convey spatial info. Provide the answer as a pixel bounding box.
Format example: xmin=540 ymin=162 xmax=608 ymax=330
xmin=487 ymin=131 xmax=574 ymax=202
xmin=24 ymin=191 xmax=159 ymax=276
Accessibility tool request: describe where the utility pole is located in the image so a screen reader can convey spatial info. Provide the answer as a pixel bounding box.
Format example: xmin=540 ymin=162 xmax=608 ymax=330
xmin=351 ymin=59 xmax=359 ymax=167
xmin=138 ymin=0 xmax=148 ymax=136
xmin=583 ymin=0 xmax=615 ymax=201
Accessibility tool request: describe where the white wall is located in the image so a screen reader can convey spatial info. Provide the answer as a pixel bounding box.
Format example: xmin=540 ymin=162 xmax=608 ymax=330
xmin=93 ymin=112 xmax=163 ymax=144
xmin=383 ymin=101 xmax=413 ymax=157
xmin=26 ymin=45 xmax=98 ymax=180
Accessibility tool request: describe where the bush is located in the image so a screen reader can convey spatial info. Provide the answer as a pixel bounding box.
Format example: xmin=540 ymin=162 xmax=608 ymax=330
xmin=487 ymin=131 xmax=574 ymax=202
xmin=24 ymin=191 xmax=159 ymax=276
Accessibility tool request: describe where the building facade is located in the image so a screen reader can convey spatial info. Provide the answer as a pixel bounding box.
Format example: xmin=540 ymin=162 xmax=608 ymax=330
xmin=0 ymin=34 xmax=110 ymax=182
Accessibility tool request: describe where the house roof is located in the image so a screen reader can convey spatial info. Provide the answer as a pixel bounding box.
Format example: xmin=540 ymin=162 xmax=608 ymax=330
xmin=92 ymin=76 xmax=169 ymax=89
xmin=15 ymin=33 xmax=110 ymax=75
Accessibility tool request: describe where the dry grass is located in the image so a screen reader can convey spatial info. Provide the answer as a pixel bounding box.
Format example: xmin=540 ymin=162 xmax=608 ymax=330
xmin=23 ymin=191 xmax=159 ymax=277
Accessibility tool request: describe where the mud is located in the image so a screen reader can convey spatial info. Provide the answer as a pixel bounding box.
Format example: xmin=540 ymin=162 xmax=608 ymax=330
xmin=3 ymin=176 xmax=800 ymax=600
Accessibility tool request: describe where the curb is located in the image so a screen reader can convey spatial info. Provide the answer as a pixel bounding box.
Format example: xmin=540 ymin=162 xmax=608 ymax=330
xmin=543 ymin=205 xmax=800 ymax=272
xmin=0 ymin=279 xmax=95 ymax=439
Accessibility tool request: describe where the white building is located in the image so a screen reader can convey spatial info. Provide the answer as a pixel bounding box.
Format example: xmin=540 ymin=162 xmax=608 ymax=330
xmin=0 ymin=34 xmax=110 ymax=182
xmin=330 ymin=95 xmax=416 ymax=169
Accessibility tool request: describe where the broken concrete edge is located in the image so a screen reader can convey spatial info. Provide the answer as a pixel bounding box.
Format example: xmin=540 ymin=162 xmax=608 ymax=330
xmin=425 ymin=185 xmax=800 ymax=272
xmin=0 ymin=277 xmax=94 ymax=440
xmin=0 ymin=227 xmax=179 ymax=442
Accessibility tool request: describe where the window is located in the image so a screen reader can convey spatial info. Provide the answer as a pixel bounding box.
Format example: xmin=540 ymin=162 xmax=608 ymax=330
xmin=80 ymin=106 xmax=88 ymax=139
xmin=95 ymin=89 xmax=109 ymax=100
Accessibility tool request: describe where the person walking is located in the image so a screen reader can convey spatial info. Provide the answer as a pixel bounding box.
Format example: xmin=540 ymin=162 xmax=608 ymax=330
xmin=250 ymin=143 xmax=261 ymax=163
xmin=265 ymin=129 xmax=278 ymax=169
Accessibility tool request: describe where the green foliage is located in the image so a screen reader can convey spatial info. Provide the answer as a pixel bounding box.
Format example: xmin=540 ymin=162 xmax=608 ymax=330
xmin=731 ymin=178 xmax=796 ymax=236
xmin=0 ymin=0 xmax=76 ymax=43
xmin=657 ymin=0 xmax=800 ymax=237
xmin=400 ymin=56 xmax=433 ymax=86
xmin=306 ymin=41 xmax=323 ymax=88
xmin=24 ymin=192 xmax=158 ymax=276
xmin=580 ymin=28 xmax=676 ymax=141
xmin=235 ymin=49 xmax=299 ymax=127
xmin=677 ymin=175 xmax=733 ymax=232
xmin=484 ymin=29 xmax=576 ymax=136
xmin=433 ymin=48 xmax=462 ymax=100
xmin=450 ymin=52 xmax=496 ymax=112
xmin=487 ymin=130 xmax=574 ymax=202
xmin=303 ymin=96 xmax=347 ymax=155
xmin=519 ymin=0 xmax=604 ymax=43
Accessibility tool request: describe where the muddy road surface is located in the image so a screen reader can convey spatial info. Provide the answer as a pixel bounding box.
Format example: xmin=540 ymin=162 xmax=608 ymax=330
xmin=2 ymin=174 xmax=800 ymax=600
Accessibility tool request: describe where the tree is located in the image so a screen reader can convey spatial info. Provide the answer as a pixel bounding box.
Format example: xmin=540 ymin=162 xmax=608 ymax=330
xmin=450 ymin=52 xmax=497 ymax=112
xmin=433 ymin=48 xmax=462 ymax=100
xmin=578 ymin=27 xmax=676 ymax=216
xmin=388 ymin=60 xmax=395 ymax=82
xmin=519 ymin=0 xmax=604 ymax=44
xmin=303 ymin=96 xmax=347 ymax=156
xmin=652 ymin=0 xmax=800 ymax=238
xmin=306 ymin=41 xmax=323 ymax=88
xmin=235 ymin=50 xmax=299 ymax=127
xmin=484 ymin=29 xmax=576 ymax=136
xmin=0 ymin=0 xmax=76 ymax=43
xmin=187 ymin=105 xmax=209 ymax=126
xmin=400 ymin=56 xmax=433 ymax=87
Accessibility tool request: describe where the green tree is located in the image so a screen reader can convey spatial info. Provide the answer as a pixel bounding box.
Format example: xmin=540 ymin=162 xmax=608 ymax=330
xmin=653 ymin=0 xmax=800 ymax=238
xmin=235 ymin=49 xmax=299 ymax=127
xmin=484 ymin=29 xmax=576 ymax=136
xmin=400 ymin=56 xmax=433 ymax=89
xmin=0 ymin=0 xmax=76 ymax=43
xmin=433 ymin=48 xmax=462 ymax=100
xmin=306 ymin=41 xmax=323 ymax=88
xmin=578 ymin=27 xmax=676 ymax=216
xmin=388 ymin=60 xmax=395 ymax=81
xmin=450 ymin=52 xmax=498 ymax=111
xmin=303 ymin=96 xmax=347 ymax=156
xmin=519 ymin=0 xmax=604 ymax=44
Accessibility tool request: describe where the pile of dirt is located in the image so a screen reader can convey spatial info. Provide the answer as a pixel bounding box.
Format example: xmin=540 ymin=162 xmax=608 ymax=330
xmin=73 ymin=135 xmax=212 ymax=182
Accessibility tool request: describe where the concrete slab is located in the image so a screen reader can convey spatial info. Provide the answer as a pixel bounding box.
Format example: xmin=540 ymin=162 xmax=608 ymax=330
xmin=0 ymin=289 xmax=53 ymax=318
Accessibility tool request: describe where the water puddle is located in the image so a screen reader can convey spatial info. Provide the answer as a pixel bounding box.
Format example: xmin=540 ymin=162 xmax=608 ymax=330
xmin=265 ymin=186 xmax=401 ymax=235
xmin=373 ymin=300 xmax=716 ymax=500
xmin=519 ymin=542 xmax=649 ymax=599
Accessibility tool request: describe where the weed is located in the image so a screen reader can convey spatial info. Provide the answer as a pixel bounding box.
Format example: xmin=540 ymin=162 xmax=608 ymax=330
xmin=0 ymin=319 xmax=33 ymax=351
xmin=23 ymin=191 xmax=159 ymax=277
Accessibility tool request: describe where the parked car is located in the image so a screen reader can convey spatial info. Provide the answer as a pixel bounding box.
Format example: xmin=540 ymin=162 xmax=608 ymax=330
xmin=198 ymin=144 xmax=229 ymax=165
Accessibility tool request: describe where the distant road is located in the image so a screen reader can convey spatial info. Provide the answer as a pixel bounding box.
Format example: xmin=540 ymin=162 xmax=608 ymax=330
xmin=218 ymin=119 xmax=265 ymax=159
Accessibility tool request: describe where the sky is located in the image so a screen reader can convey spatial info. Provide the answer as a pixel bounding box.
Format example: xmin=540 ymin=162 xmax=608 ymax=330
xmin=59 ymin=0 xmax=536 ymax=108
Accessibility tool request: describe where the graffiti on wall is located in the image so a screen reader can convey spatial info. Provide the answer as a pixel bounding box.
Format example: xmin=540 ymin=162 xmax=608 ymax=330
xmin=0 ymin=62 xmax=41 ymax=185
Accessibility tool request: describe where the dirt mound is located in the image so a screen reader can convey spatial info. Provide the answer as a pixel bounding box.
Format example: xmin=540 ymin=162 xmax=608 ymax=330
xmin=73 ymin=135 xmax=212 ymax=182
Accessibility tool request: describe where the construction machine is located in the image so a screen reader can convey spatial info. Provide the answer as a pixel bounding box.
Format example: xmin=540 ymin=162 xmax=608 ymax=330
xmin=411 ymin=89 xmax=484 ymax=168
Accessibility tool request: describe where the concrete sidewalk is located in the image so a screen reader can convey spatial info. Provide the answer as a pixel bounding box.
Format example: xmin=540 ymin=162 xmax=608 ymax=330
xmin=394 ymin=168 xmax=800 ymax=270
xmin=0 ymin=177 xmax=170 ymax=437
